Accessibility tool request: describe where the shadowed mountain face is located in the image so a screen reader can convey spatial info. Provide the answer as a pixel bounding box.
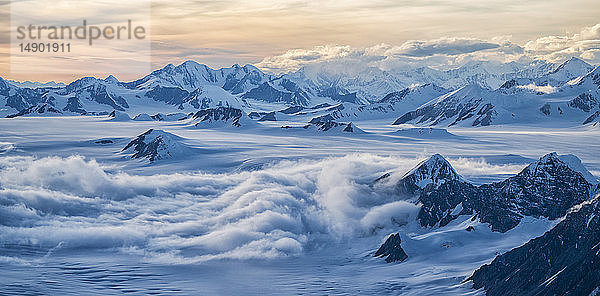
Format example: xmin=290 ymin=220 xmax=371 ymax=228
xmin=374 ymin=233 xmax=408 ymax=263
xmin=122 ymin=129 xmax=188 ymax=162
xmin=469 ymin=195 xmax=600 ymax=296
xmin=189 ymin=107 xmax=246 ymax=127
xmin=378 ymin=152 xmax=597 ymax=233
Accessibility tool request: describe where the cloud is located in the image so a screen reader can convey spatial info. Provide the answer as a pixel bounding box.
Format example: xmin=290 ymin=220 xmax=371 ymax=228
xmin=516 ymin=83 xmax=557 ymax=94
xmin=256 ymin=39 xmax=522 ymax=73
xmin=0 ymin=154 xmax=424 ymax=262
xmin=257 ymin=24 xmax=600 ymax=74
xmin=256 ymin=45 xmax=371 ymax=73
xmin=524 ymin=24 xmax=600 ymax=63
xmin=390 ymin=37 xmax=500 ymax=57
xmin=0 ymin=153 xmax=542 ymax=262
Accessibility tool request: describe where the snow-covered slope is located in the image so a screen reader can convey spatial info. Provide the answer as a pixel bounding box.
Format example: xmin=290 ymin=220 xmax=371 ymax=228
xmin=393 ymin=84 xmax=516 ymax=127
xmin=377 ymin=152 xmax=597 ymax=233
xmin=470 ymin=193 xmax=600 ymax=296
xmin=108 ymin=110 xmax=132 ymax=121
xmin=544 ymin=57 xmax=594 ymax=84
xmin=418 ymin=152 xmax=596 ymax=232
xmin=187 ymin=107 xmax=257 ymax=128
xmin=122 ymin=129 xmax=190 ymax=161
xmin=393 ymin=66 xmax=600 ymax=127
xmin=375 ymin=154 xmax=463 ymax=196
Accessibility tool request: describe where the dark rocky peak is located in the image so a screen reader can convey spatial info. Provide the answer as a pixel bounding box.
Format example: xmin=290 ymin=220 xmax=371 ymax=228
xmin=516 ymin=152 xmax=596 ymax=187
xmin=122 ymin=129 xmax=187 ymax=162
xmin=411 ymin=152 xmax=596 ymax=233
xmin=374 ymin=233 xmax=408 ymax=263
xmin=399 ymin=154 xmax=462 ymax=194
xmin=469 ymin=194 xmax=600 ymax=296
xmin=190 ymin=107 xmax=246 ymax=127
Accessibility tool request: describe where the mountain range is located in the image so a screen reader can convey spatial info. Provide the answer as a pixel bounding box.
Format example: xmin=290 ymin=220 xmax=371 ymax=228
xmin=2 ymin=57 xmax=599 ymax=128
xmin=373 ymin=152 xmax=599 ymax=293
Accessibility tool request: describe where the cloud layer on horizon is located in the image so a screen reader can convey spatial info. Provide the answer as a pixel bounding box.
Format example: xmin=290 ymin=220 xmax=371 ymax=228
xmin=257 ymin=24 xmax=600 ymax=74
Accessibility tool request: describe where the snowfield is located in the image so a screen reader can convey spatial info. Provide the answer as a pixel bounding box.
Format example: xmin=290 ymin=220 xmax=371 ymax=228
xmin=0 ymin=115 xmax=598 ymax=295
xmin=2 ymin=57 xmax=600 ymax=295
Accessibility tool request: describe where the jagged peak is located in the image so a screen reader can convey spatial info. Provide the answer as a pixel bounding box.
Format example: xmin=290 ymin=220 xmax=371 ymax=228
xmin=378 ymin=83 xmax=446 ymax=104
xmin=179 ymin=60 xmax=202 ymax=68
xmin=241 ymin=64 xmax=261 ymax=72
xmin=402 ymin=154 xmax=462 ymax=188
xmin=122 ymin=129 xmax=187 ymax=162
xmin=523 ymin=152 xmax=598 ymax=184
xmin=552 ymin=56 xmax=592 ymax=72
xmin=66 ymin=76 xmax=102 ymax=88
xmin=456 ymin=83 xmax=488 ymax=94
xmin=104 ymin=75 xmax=120 ymax=84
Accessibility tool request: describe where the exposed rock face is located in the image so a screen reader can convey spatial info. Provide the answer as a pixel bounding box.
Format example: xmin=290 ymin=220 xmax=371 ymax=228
xmin=303 ymin=115 xmax=363 ymax=133
xmin=374 ymin=233 xmax=408 ymax=263
xmin=392 ymin=84 xmax=497 ymax=127
xmin=241 ymin=78 xmax=311 ymax=106
xmin=190 ymin=107 xmax=244 ymax=127
xmin=6 ymin=103 xmax=62 ymax=118
xmin=258 ymin=112 xmax=277 ymax=121
xmin=379 ymin=152 xmax=597 ymax=232
xmin=108 ymin=110 xmax=131 ymax=121
xmin=469 ymin=195 xmax=600 ymax=296
xmin=400 ymin=154 xmax=462 ymax=195
xmin=122 ymin=129 xmax=188 ymax=162
xmin=62 ymin=97 xmax=87 ymax=114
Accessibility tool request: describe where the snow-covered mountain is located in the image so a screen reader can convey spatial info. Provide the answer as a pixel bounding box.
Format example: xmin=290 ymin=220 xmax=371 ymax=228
xmin=379 ymin=152 xmax=597 ymax=232
xmin=469 ymin=193 xmax=600 ymax=296
xmin=7 ymin=80 xmax=65 ymax=89
xmin=186 ymin=107 xmax=256 ymax=128
xmin=122 ymin=129 xmax=190 ymax=161
xmin=301 ymin=84 xmax=449 ymax=122
xmin=242 ymin=77 xmax=311 ymax=106
xmin=393 ymin=65 xmax=600 ymax=127
xmin=128 ymin=61 xmax=269 ymax=93
xmin=375 ymin=153 xmax=462 ymax=196
xmin=2 ymin=58 xmax=599 ymax=128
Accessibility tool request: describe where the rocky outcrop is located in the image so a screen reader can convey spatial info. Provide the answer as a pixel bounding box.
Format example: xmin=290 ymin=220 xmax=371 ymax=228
xmin=469 ymin=195 xmax=600 ymax=296
xmin=379 ymin=153 xmax=597 ymax=232
xmin=374 ymin=233 xmax=408 ymax=263
xmin=122 ymin=129 xmax=188 ymax=162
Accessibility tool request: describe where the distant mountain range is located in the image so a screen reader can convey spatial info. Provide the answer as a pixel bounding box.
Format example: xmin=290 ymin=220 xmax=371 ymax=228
xmin=2 ymin=57 xmax=599 ymax=127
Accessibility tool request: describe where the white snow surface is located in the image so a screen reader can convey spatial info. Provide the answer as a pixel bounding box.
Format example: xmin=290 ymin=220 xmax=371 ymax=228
xmin=0 ymin=116 xmax=598 ymax=295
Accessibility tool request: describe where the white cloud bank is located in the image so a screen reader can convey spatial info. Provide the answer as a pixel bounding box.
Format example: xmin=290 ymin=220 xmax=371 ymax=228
xmin=0 ymin=154 xmax=537 ymax=263
xmin=0 ymin=154 xmax=421 ymax=262
xmin=257 ymin=24 xmax=600 ymax=73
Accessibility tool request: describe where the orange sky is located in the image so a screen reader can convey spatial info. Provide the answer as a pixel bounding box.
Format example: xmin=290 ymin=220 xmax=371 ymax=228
xmin=1 ymin=0 xmax=599 ymax=83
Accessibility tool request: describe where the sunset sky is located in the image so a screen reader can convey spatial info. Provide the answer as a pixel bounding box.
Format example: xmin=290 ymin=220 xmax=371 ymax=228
xmin=1 ymin=0 xmax=599 ymax=82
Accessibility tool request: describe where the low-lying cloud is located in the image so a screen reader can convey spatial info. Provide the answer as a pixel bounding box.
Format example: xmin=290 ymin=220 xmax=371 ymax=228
xmin=0 ymin=154 xmax=540 ymax=262
xmin=0 ymin=154 xmax=424 ymax=262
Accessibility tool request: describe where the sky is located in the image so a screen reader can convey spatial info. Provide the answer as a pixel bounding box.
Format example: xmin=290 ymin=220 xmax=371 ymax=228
xmin=0 ymin=0 xmax=599 ymax=82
